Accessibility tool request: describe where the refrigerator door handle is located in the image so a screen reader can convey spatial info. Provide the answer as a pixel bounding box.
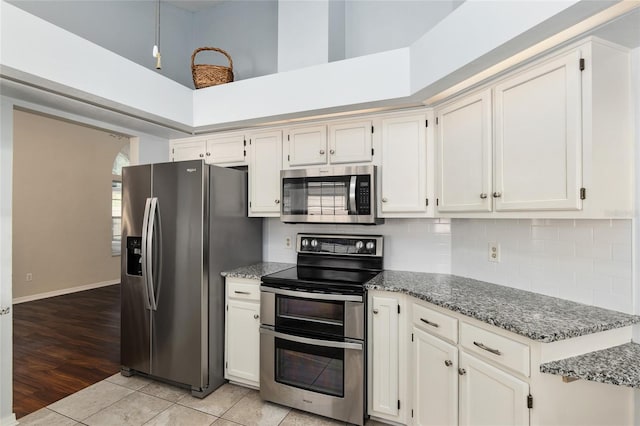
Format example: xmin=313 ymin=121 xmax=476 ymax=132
xmin=147 ymin=197 xmax=159 ymax=311
xmin=140 ymin=198 xmax=153 ymax=310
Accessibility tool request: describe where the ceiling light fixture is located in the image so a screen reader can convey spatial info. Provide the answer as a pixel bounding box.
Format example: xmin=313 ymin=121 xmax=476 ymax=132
xmin=152 ymin=0 xmax=162 ymax=70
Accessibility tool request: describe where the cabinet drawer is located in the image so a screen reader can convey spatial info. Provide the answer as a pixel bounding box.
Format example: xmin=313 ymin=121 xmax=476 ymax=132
xmin=227 ymin=279 xmax=260 ymax=301
xmin=412 ymin=302 xmax=458 ymax=343
xmin=460 ymin=322 xmax=530 ymax=377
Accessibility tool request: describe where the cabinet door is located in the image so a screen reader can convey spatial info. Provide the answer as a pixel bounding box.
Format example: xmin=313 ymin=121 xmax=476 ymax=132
xmin=493 ymin=50 xmax=582 ymax=211
xmin=328 ymin=120 xmax=373 ymax=164
xmin=436 ymin=90 xmax=492 ymax=212
xmin=225 ymin=299 xmax=260 ymax=386
xmin=380 ymin=114 xmax=427 ymax=215
xmin=286 ymin=125 xmax=327 ymax=167
xmin=205 ymin=134 xmax=246 ymax=165
xmin=171 ymin=140 xmax=205 ymax=162
xmin=370 ymin=295 xmax=399 ymax=417
xmin=249 ymin=131 xmax=283 ymax=216
xmin=459 ymin=351 xmax=529 ymax=426
xmin=413 ymin=328 xmax=458 ymax=426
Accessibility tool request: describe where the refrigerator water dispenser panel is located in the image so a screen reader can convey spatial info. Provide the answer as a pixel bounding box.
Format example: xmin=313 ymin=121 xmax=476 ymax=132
xmin=126 ymin=237 xmax=143 ymax=276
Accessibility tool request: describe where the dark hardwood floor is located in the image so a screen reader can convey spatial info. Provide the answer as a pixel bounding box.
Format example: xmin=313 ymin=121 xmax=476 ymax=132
xmin=12 ymin=284 xmax=121 ymax=419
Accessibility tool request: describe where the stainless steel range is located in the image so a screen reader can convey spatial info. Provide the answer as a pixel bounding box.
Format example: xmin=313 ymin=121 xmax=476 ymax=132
xmin=259 ymin=234 xmax=383 ymax=426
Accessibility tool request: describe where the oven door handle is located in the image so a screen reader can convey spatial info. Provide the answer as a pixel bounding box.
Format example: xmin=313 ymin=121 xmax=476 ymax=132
xmin=260 ymin=286 xmax=363 ymax=302
xmin=260 ymin=327 xmax=363 ymax=351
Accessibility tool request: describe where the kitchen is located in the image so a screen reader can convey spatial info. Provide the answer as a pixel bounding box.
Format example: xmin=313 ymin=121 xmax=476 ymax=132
xmin=1 ymin=1 xmax=640 ymax=425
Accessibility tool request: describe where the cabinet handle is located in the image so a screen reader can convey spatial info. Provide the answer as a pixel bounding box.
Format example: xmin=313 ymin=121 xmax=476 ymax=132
xmin=320 ymin=149 xmax=325 ymax=155
xmin=234 ymin=290 xmax=251 ymax=295
xmin=274 ymin=199 xmax=280 ymax=204
xmin=493 ymin=192 xmax=502 ymax=198
xmin=473 ymin=341 xmax=502 ymax=356
xmin=444 ymin=360 xmax=453 ymax=367
xmin=420 ymin=318 xmax=439 ymax=328
xmin=458 ymin=368 xmax=466 ymax=376
xmin=372 ymin=308 xmax=379 ymax=314
xmin=381 ymin=198 xmax=388 ymax=203
xmin=480 ymin=193 xmax=488 ymax=199
xmin=206 ymin=152 xmax=211 ymax=156
xmin=199 ymin=153 xmax=204 ymax=158
xmin=330 ymin=149 xmax=335 ymax=154
xmin=254 ymin=314 xmax=259 ymax=319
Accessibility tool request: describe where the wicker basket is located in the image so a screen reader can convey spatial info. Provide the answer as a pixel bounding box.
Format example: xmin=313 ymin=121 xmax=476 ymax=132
xmin=191 ymin=47 xmax=234 ymax=89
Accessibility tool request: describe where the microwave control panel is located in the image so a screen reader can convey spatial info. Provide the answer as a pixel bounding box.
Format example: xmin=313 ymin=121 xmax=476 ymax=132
xmin=357 ymin=176 xmax=371 ymax=215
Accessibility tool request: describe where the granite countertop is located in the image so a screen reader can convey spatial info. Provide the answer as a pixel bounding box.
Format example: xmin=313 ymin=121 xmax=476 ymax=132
xmin=221 ymin=262 xmax=294 ymax=280
xmin=540 ymin=342 xmax=640 ymax=388
xmin=365 ymin=270 xmax=640 ymax=343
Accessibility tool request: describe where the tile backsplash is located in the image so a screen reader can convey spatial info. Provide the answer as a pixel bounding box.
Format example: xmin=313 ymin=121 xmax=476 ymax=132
xmin=263 ymin=218 xmax=452 ymax=273
xmin=263 ymin=218 xmax=633 ymax=314
xmin=451 ymin=219 xmax=634 ymax=314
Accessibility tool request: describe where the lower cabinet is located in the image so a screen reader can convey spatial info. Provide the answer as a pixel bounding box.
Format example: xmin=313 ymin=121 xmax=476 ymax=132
xmin=458 ymin=351 xmax=529 ymax=426
xmin=225 ymin=277 xmax=260 ymax=388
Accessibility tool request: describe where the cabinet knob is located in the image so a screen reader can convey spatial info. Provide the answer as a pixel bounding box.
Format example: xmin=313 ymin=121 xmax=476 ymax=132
xmin=330 ymin=149 xmax=335 ymax=154
xmin=206 ymin=152 xmax=211 ymax=156
xmin=493 ymin=192 xmax=502 ymax=198
xmin=254 ymin=314 xmax=259 ymax=319
xmin=274 ymin=199 xmax=280 ymax=204
xmin=381 ymin=197 xmax=388 ymax=203
xmin=319 ymin=149 xmax=325 ymax=155
xmin=199 ymin=153 xmax=204 ymax=158
xmin=444 ymin=360 xmax=453 ymax=367
xmin=372 ymin=308 xmax=379 ymax=314
xmin=458 ymin=368 xmax=466 ymax=376
xmin=480 ymin=193 xmax=488 ymax=199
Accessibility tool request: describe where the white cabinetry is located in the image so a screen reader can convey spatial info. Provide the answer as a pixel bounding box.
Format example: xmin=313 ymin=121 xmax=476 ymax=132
xmin=284 ymin=120 xmax=373 ymax=168
xmin=368 ymin=292 xmax=407 ymax=424
xmin=436 ymin=90 xmax=492 ymax=213
xmin=458 ymin=351 xmax=529 ymax=426
xmin=435 ymin=38 xmax=632 ymax=218
xmin=248 ymin=130 xmax=282 ymax=216
xmin=170 ymin=133 xmax=247 ymax=166
xmin=379 ymin=112 xmax=432 ymax=217
xmin=225 ymin=278 xmax=260 ymax=388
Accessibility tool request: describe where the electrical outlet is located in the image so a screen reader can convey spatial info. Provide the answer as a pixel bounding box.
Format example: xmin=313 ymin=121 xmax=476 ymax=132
xmin=488 ymin=242 xmax=500 ymax=263
xmin=284 ymin=236 xmax=292 ymax=249
xmin=26 ymin=273 xmax=33 ymax=282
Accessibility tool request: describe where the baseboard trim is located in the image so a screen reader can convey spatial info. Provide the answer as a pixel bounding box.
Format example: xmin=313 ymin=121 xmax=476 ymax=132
xmin=0 ymin=413 xmax=18 ymax=426
xmin=12 ymin=280 xmax=120 ymax=304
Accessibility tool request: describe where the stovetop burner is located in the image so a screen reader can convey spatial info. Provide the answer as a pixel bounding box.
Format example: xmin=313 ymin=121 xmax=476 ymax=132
xmin=261 ymin=234 xmax=383 ymax=295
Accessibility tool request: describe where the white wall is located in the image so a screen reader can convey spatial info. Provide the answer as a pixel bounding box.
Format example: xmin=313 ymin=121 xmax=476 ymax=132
xmin=345 ymin=0 xmax=460 ymax=59
xmin=631 ymin=45 xmax=640 ymax=426
xmin=278 ymin=0 xmax=329 ymax=72
xmin=263 ymin=218 xmax=451 ymax=273
xmin=0 ymin=99 xmax=16 ymax=426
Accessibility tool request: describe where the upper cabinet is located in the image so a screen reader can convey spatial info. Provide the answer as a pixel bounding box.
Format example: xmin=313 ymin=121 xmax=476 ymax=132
xmin=435 ymin=38 xmax=632 ymax=218
xmin=170 ymin=132 xmax=247 ymax=167
xmin=284 ymin=120 xmax=374 ymax=168
xmin=248 ymin=130 xmax=282 ymax=217
xmin=379 ymin=112 xmax=434 ymax=218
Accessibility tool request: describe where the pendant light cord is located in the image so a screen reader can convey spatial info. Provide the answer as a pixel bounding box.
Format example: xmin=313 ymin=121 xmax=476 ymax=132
xmin=155 ymin=0 xmax=161 ymax=51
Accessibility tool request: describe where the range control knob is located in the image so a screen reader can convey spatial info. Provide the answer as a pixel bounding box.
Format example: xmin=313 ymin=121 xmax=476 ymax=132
xmin=301 ymin=239 xmax=309 ymax=248
xmin=310 ymin=239 xmax=318 ymax=248
xmin=366 ymin=241 xmax=375 ymax=251
xmin=355 ymin=241 xmax=364 ymax=251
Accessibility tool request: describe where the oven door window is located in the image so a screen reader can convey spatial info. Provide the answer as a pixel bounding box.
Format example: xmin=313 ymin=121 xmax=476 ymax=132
xmin=276 ymin=296 xmax=344 ymax=337
xmin=275 ymin=337 xmax=344 ymax=397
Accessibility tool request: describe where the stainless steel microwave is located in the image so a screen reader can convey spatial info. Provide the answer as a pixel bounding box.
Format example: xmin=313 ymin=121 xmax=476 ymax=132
xmin=280 ymin=165 xmax=382 ymax=224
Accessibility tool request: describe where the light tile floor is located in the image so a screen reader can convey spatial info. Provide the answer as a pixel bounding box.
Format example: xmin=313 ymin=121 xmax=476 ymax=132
xmin=18 ymin=374 xmax=387 ymax=426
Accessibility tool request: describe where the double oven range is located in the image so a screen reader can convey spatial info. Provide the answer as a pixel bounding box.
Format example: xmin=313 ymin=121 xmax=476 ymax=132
xmin=260 ymin=234 xmax=383 ymax=425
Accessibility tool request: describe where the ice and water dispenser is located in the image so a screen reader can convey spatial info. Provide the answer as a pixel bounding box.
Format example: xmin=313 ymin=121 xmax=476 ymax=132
xmin=126 ymin=237 xmax=143 ymax=276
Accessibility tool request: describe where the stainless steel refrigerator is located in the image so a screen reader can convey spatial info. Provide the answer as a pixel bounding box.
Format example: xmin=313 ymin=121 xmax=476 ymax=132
xmin=120 ymin=160 xmax=262 ymax=398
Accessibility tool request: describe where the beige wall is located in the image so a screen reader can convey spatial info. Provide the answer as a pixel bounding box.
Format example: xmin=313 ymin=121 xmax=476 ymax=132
xmin=12 ymin=110 xmax=128 ymax=299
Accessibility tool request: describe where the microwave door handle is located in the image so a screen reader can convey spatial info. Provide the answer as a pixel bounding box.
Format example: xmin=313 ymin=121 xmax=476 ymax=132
xmin=140 ymin=198 xmax=152 ymax=310
xmin=349 ymin=175 xmax=357 ymax=214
